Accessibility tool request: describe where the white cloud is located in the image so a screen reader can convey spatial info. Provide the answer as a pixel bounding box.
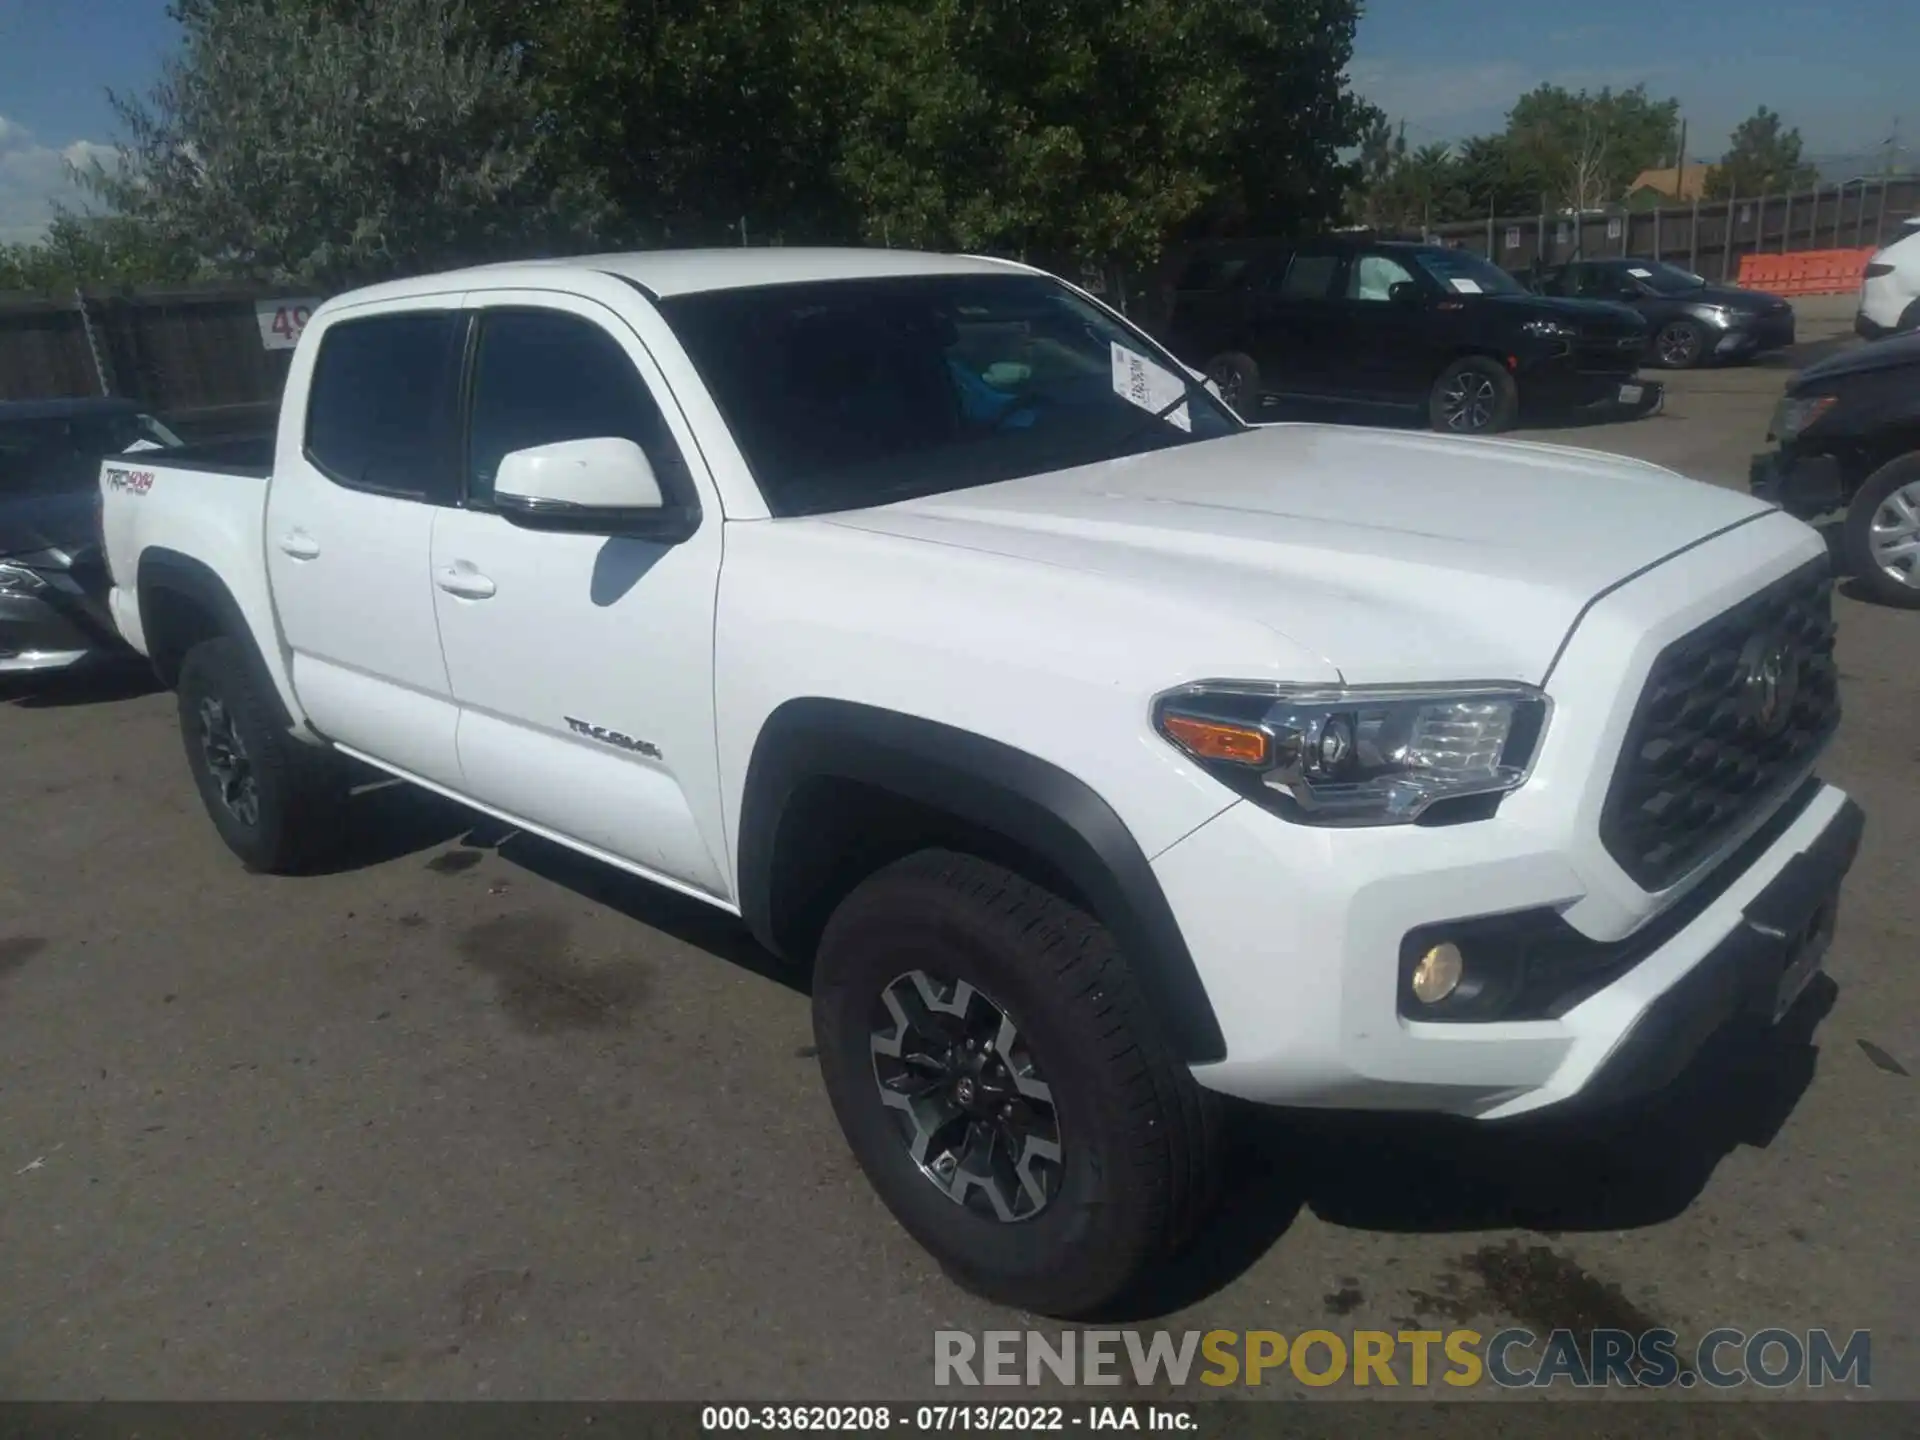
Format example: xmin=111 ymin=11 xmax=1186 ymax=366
xmin=0 ymin=116 xmax=119 ymax=245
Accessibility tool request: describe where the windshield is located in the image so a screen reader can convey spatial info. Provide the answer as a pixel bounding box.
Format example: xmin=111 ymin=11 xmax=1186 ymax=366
xmin=1625 ymin=261 xmax=1709 ymax=294
xmin=1408 ymin=249 xmax=1527 ymax=297
xmin=657 ymin=273 xmax=1243 ymax=517
xmin=0 ymin=411 xmax=181 ymax=494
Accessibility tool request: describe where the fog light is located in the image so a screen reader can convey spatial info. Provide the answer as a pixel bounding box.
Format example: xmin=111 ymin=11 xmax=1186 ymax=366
xmin=1410 ymin=942 xmax=1464 ymax=1004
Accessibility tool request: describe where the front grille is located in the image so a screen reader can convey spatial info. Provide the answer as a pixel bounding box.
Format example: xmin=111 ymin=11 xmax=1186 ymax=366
xmin=1599 ymin=558 xmax=1840 ymax=890
xmin=1572 ymin=339 xmax=1642 ymax=375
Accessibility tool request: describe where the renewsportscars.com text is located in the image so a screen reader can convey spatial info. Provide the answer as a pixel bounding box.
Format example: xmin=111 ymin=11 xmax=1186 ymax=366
xmin=934 ymin=1328 xmax=1872 ymax=1390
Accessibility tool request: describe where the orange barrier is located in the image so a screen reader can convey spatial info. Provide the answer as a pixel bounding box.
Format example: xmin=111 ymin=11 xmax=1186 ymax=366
xmin=1737 ymin=246 xmax=1878 ymax=296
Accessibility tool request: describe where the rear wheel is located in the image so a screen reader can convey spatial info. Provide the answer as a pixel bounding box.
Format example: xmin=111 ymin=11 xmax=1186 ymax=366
xmin=1203 ymin=351 xmax=1260 ymax=417
xmin=1843 ymin=453 xmax=1920 ymax=608
xmin=1428 ymin=356 xmax=1517 ymax=435
xmin=810 ymin=849 xmax=1220 ymax=1317
xmin=177 ymin=636 xmax=346 ymax=872
xmin=1654 ymin=318 xmax=1708 ymax=369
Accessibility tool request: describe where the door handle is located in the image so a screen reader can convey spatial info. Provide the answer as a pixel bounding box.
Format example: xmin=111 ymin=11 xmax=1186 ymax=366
xmin=434 ymin=564 xmax=496 ymax=600
xmin=278 ymin=532 xmax=321 ymax=561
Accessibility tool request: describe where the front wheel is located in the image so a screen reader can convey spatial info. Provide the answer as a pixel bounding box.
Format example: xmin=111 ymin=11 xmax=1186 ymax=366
xmin=1428 ymin=356 xmax=1518 ymax=434
xmin=177 ymin=636 xmax=346 ymax=872
xmin=810 ymin=849 xmax=1220 ymax=1317
xmin=1842 ymin=453 xmax=1920 ymax=608
xmin=1654 ymin=318 xmax=1709 ymax=369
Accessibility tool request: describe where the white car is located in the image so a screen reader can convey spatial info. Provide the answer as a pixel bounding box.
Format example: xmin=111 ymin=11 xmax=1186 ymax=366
xmin=1858 ymin=224 xmax=1920 ymax=338
xmin=98 ymin=248 xmax=1861 ymax=1316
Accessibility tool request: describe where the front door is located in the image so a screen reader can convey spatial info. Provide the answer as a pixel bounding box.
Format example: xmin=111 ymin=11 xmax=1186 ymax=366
xmin=1340 ymin=249 xmax=1437 ymax=403
xmin=263 ymin=299 xmax=467 ymax=788
xmin=429 ymin=294 xmax=731 ymax=900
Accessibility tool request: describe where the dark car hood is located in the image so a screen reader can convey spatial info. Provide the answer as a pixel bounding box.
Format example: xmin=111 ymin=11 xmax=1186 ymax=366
xmin=1686 ymin=283 xmax=1787 ymax=311
xmin=1794 ymin=329 xmax=1920 ymax=390
xmin=1477 ymin=293 xmax=1646 ymax=330
xmin=0 ymin=488 xmax=98 ymax=565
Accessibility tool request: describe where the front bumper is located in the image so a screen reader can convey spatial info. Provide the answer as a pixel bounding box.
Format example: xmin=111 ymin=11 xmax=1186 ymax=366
xmin=1749 ymin=449 xmax=1846 ymax=519
xmin=1151 ymin=516 xmax=1853 ymax=1120
xmin=1517 ymin=349 xmax=1658 ymax=416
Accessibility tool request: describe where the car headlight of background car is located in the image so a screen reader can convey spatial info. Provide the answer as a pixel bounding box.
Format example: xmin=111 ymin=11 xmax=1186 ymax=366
xmin=1689 ymin=303 xmax=1746 ymax=329
xmin=1520 ymin=319 xmax=1578 ymax=340
xmin=0 ymin=559 xmax=49 ymax=596
xmin=1153 ymin=682 xmax=1550 ymax=825
xmin=1770 ymin=393 xmax=1838 ymax=442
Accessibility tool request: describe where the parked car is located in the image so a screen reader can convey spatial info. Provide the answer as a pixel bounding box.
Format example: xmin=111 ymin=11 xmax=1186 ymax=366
xmin=1162 ymin=237 xmax=1655 ymax=435
xmin=1750 ymin=327 xmax=1920 ymax=606
xmin=0 ymin=397 xmax=184 ymax=676
xmin=102 ymin=249 xmax=1857 ymax=1316
xmin=1855 ymin=225 xmax=1920 ymax=339
xmin=1533 ymin=258 xmax=1796 ymax=368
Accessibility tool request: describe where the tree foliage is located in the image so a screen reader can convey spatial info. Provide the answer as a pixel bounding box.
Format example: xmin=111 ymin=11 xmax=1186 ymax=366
xmin=0 ymin=213 xmax=197 ymax=292
xmin=66 ymin=0 xmax=1367 ymax=287
xmin=1708 ymin=106 xmax=1818 ymax=198
xmin=1350 ymin=83 xmax=1685 ymax=227
xmin=88 ymin=0 xmax=610 ymax=286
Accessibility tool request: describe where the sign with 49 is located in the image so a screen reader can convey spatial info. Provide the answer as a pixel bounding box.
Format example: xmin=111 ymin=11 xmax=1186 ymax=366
xmin=255 ymin=298 xmax=321 ymax=352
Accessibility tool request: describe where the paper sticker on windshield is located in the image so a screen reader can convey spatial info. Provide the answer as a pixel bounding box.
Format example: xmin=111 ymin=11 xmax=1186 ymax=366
xmin=1449 ymin=278 xmax=1483 ymax=294
xmin=1628 ymin=267 xmax=1653 ymax=278
xmin=1111 ymin=343 xmax=1192 ymax=432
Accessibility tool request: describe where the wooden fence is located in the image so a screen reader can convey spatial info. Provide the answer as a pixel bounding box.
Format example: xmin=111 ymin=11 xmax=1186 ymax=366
xmin=0 ymin=285 xmax=318 ymax=441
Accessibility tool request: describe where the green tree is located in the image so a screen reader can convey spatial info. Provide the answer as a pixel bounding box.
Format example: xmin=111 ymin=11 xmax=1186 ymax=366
xmin=1505 ymin=83 xmax=1679 ymax=211
xmin=1707 ymin=106 xmax=1818 ymax=197
xmin=89 ymin=0 xmax=611 ymax=285
xmin=0 ymin=213 xmax=198 ymax=292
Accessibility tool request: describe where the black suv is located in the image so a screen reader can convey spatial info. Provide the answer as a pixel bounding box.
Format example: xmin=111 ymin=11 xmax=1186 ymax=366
xmin=1161 ymin=238 xmax=1654 ymax=435
xmin=1534 ymin=257 xmax=1794 ymax=369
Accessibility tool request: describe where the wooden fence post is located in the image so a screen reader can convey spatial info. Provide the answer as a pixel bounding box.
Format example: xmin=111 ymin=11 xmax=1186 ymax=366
xmin=1781 ymin=189 xmax=1793 ymax=253
xmin=1722 ymin=188 xmax=1737 ymax=281
xmin=1689 ymin=193 xmax=1700 ymax=270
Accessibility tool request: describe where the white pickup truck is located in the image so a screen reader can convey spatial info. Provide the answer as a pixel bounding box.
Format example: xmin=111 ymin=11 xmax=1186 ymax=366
xmin=100 ymin=248 xmax=1861 ymax=1316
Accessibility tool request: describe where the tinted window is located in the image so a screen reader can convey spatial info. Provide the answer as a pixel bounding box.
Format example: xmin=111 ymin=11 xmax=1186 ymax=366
xmin=659 ymin=273 xmax=1242 ymax=518
xmin=1347 ymin=253 xmax=1417 ymax=302
xmin=1176 ymin=253 xmax=1252 ymax=292
xmin=1409 ymin=249 xmax=1527 ymax=296
xmin=465 ymin=310 xmax=686 ymax=504
xmin=304 ymin=312 xmax=463 ymax=499
xmin=1277 ymin=254 xmax=1341 ymax=300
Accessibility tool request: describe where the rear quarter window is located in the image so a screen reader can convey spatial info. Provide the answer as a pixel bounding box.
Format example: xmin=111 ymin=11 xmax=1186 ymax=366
xmin=303 ymin=312 xmax=464 ymax=501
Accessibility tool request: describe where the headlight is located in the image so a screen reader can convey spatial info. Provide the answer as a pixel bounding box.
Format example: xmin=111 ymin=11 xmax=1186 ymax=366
xmin=1692 ymin=304 xmax=1742 ymax=328
xmin=1520 ymin=319 xmax=1577 ymax=340
xmin=1770 ymin=394 xmax=1837 ymax=442
xmin=1153 ymin=682 xmax=1550 ymax=825
xmin=0 ymin=560 xmax=48 ymax=596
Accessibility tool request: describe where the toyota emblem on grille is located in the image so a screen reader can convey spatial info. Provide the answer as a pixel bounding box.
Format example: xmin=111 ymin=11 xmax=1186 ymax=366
xmin=1739 ymin=630 xmax=1799 ymax=736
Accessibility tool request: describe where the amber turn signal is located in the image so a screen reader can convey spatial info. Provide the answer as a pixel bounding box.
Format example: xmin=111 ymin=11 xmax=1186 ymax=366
xmin=1160 ymin=713 xmax=1270 ymax=766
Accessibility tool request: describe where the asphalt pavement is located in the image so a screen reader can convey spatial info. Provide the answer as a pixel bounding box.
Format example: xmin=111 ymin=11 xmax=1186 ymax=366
xmin=2 ymin=303 xmax=1915 ymax=1402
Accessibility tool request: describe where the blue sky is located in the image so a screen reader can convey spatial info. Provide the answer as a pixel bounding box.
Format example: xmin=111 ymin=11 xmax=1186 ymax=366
xmin=2 ymin=0 xmax=1916 ymax=241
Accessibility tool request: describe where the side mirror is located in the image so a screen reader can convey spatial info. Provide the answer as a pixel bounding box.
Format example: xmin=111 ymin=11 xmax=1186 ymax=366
xmin=1388 ymin=281 xmax=1422 ymax=306
xmin=492 ymin=437 xmax=695 ymax=540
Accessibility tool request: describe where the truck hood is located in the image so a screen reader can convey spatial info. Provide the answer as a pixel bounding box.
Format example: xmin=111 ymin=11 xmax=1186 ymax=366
xmin=824 ymin=424 xmax=1770 ymax=685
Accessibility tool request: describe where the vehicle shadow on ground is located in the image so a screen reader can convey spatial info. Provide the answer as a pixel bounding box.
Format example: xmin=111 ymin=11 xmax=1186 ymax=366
xmin=0 ymin=661 xmax=163 ymax=709
xmin=1103 ymin=978 xmax=1835 ymax=1322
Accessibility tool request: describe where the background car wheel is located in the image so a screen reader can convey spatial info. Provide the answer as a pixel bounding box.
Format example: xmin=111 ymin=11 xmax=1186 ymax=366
xmin=176 ymin=636 xmax=346 ymax=872
xmin=1203 ymin=351 xmax=1260 ymax=417
xmin=1654 ymin=318 xmax=1708 ymax=369
xmin=1842 ymin=453 xmax=1920 ymax=609
xmin=1428 ymin=356 xmax=1517 ymax=435
xmin=810 ymin=848 xmax=1221 ymax=1318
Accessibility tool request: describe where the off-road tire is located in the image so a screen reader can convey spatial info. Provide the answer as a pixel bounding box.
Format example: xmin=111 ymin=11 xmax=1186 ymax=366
xmin=811 ymin=848 xmax=1222 ymax=1317
xmin=176 ymin=636 xmax=346 ymax=873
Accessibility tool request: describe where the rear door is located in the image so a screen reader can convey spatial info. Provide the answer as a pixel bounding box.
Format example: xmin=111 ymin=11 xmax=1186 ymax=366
xmin=264 ymin=299 xmax=467 ymax=789
xmin=1254 ymin=248 xmax=1350 ymax=397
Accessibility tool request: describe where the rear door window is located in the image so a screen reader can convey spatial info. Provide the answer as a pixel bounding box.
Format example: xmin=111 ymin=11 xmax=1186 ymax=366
xmin=303 ymin=312 xmax=465 ymax=501
xmin=1277 ymin=253 xmax=1344 ymax=300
